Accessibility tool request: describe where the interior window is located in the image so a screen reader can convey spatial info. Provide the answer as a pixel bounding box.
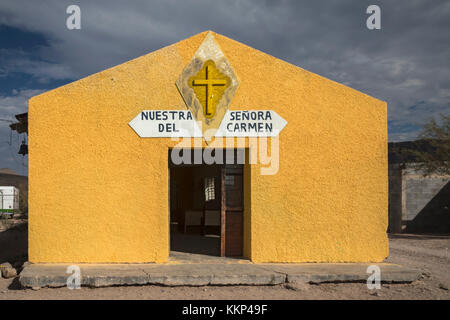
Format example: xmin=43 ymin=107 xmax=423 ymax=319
xmin=204 ymin=177 xmax=215 ymax=201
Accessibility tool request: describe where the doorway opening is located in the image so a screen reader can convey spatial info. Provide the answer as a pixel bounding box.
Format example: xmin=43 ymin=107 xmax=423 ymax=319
xmin=169 ymin=149 xmax=245 ymax=259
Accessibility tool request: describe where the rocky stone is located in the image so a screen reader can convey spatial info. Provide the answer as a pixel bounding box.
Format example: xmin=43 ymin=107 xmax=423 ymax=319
xmin=1 ymin=262 xmax=17 ymax=278
xmin=370 ymin=291 xmax=381 ymax=297
xmin=439 ymin=283 xmax=449 ymax=291
xmin=285 ymin=281 xmax=309 ymax=291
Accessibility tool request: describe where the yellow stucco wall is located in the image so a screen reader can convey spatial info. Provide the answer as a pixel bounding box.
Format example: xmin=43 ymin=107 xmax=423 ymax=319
xmin=28 ymin=31 xmax=388 ymax=263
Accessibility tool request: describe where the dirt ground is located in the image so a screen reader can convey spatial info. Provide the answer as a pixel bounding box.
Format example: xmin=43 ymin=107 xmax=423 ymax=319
xmin=0 ymin=221 xmax=449 ymax=300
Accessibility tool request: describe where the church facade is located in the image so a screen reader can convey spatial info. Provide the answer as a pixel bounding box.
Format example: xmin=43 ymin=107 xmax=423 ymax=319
xmin=28 ymin=31 xmax=388 ymax=263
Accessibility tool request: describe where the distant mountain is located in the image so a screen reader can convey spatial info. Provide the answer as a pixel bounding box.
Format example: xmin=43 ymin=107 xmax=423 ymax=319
xmin=0 ymin=168 xmax=19 ymax=175
xmin=388 ymin=139 xmax=449 ymax=164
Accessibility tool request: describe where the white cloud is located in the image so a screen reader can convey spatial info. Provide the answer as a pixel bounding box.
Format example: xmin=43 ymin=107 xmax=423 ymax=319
xmin=0 ymin=89 xmax=44 ymax=118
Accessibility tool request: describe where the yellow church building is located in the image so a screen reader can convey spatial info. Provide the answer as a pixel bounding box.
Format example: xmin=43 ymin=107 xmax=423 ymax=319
xmin=28 ymin=31 xmax=388 ymax=264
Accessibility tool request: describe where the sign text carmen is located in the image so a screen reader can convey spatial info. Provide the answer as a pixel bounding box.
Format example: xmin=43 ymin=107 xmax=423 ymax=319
xmin=227 ymin=111 xmax=273 ymax=133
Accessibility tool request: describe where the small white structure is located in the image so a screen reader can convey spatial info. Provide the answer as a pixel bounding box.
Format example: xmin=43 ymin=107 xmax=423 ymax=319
xmin=0 ymin=186 xmax=19 ymax=217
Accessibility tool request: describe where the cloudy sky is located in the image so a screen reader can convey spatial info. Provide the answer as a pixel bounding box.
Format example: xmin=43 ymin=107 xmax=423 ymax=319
xmin=0 ymin=0 xmax=449 ymax=175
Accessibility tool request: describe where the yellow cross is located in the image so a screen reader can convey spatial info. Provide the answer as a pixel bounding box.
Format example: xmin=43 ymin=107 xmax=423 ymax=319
xmin=191 ymin=65 xmax=227 ymax=117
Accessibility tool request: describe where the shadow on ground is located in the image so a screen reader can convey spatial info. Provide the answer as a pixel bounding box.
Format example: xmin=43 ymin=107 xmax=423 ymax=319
xmin=170 ymin=230 xmax=220 ymax=256
xmin=0 ymin=220 xmax=28 ymax=265
xmin=389 ymin=234 xmax=450 ymax=240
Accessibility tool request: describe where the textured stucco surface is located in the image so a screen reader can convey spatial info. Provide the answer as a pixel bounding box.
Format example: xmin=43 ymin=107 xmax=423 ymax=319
xmin=28 ymin=31 xmax=388 ymax=263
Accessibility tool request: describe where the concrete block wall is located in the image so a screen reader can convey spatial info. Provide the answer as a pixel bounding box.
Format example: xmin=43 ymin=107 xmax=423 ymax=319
xmin=388 ymin=164 xmax=450 ymax=234
xmin=404 ymin=175 xmax=448 ymax=221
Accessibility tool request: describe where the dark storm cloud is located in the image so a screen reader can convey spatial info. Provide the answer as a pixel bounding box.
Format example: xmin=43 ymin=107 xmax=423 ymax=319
xmin=0 ymin=0 xmax=449 ymax=171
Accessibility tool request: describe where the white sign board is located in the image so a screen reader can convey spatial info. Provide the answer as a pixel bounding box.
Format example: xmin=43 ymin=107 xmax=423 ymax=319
xmin=129 ymin=110 xmax=287 ymax=138
xmin=129 ymin=110 xmax=202 ymax=138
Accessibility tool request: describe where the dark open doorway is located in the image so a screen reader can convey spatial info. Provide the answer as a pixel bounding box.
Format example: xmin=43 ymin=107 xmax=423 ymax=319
xmin=169 ymin=149 xmax=245 ymax=258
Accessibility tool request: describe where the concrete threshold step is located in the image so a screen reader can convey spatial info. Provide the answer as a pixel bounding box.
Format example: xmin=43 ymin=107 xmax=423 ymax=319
xmin=19 ymin=263 xmax=422 ymax=289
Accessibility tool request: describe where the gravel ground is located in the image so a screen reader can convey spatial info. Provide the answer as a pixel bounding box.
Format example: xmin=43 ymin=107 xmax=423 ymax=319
xmin=0 ymin=227 xmax=449 ymax=299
